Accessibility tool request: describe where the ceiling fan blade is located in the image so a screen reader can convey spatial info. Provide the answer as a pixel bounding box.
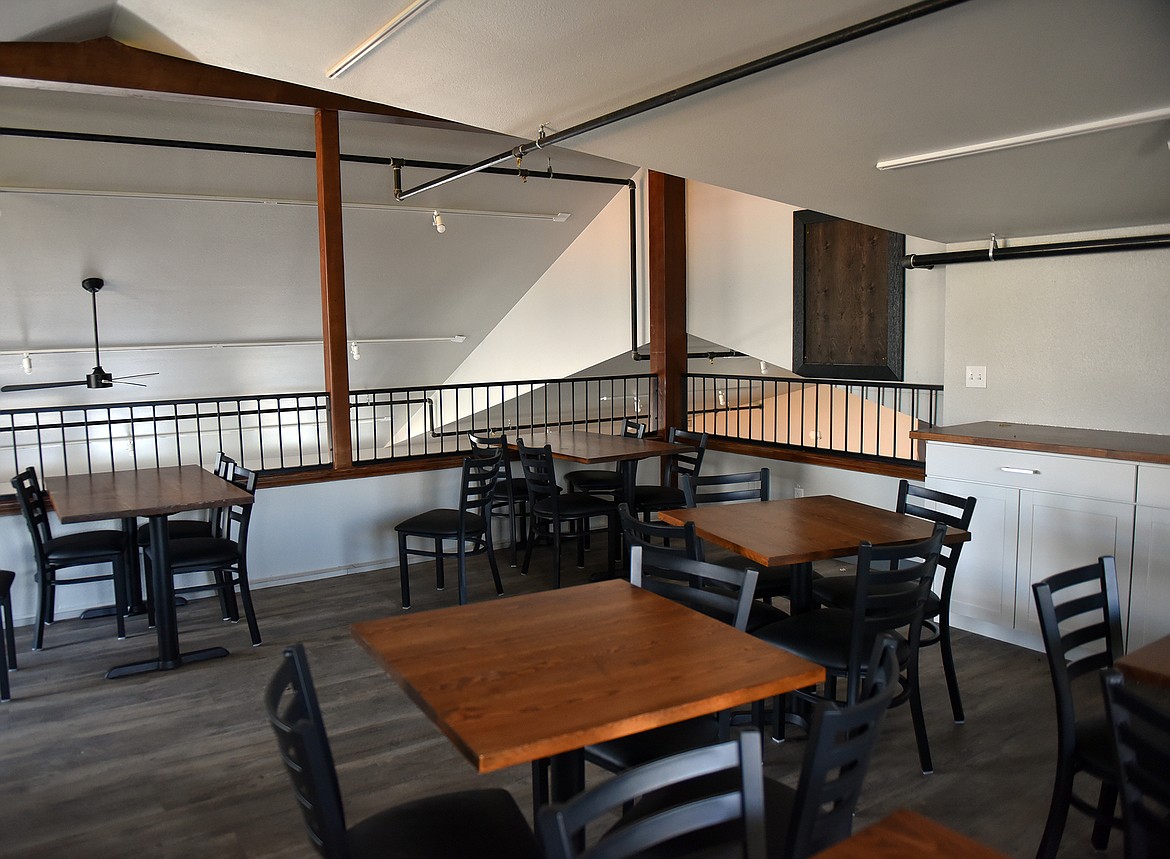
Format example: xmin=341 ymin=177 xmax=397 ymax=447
xmin=112 ymin=372 xmax=160 ymax=381
xmin=112 ymin=380 xmax=149 ymax=387
xmin=1 ymin=379 xmax=89 ymax=392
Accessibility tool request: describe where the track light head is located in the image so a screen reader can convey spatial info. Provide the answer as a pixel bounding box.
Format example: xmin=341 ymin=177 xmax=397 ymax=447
xmin=432 ymin=211 xmax=446 ymax=234
xmin=350 ymin=341 xmax=361 ymax=360
xmin=21 ymin=353 xmax=33 ymax=374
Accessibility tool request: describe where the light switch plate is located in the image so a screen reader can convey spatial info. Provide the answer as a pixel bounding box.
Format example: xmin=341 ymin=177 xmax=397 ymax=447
xmin=965 ymin=365 xmax=987 ymax=388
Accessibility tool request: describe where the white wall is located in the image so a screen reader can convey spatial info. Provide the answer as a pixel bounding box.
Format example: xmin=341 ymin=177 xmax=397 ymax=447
xmin=942 ymin=225 xmax=1170 ymax=433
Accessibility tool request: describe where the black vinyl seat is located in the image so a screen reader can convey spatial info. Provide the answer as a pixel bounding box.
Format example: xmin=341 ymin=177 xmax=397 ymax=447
xmin=539 ymin=730 xmax=768 ymax=859
xmin=265 ymin=643 xmax=540 ymax=859
xmin=753 ymin=522 xmax=945 ymax=774
xmin=149 ymin=462 xmax=261 ymax=645
xmin=517 ymin=440 xmax=617 ymax=587
xmin=396 ymin=450 xmax=504 ymax=608
xmin=618 ymin=637 xmax=901 ymax=859
xmin=811 ymin=479 xmax=976 ymax=723
xmin=1032 ymin=556 xmax=1124 ymax=859
xmin=1 ymin=569 xmax=16 ymax=702
xmin=11 ymin=466 xmax=129 ymax=650
xmin=469 ymin=432 xmax=528 ymax=567
xmin=1100 ymin=668 xmax=1170 ymax=859
xmin=564 ymin=418 xmax=645 ymax=498
xmin=629 ymin=427 xmax=708 ymax=521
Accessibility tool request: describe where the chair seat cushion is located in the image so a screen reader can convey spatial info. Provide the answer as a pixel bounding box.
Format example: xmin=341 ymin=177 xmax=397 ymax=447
xmin=586 ymin=716 xmax=722 ymax=772
xmin=566 ymin=469 xmax=623 ymax=492
xmin=752 ymin=609 xmax=909 ymax=673
xmin=0 ymin=568 xmax=14 ymax=593
xmin=137 ymin=519 xmax=213 ymax=547
xmin=812 ymin=577 xmax=941 ymax=619
xmin=395 ymin=509 xmax=486 ymax=538
xmin=154 ymin=536 xmax=240 ymax=569
xmin=534 ymin=492 xmax=615 ymax=519
xmin=632 ymin=484 xmax=686 ymax=511
xmin=44 ymin=530 xmax=126 ymax=562
xmin=345 ymin=787 xmax=539 ymax=859
xmin=492 ymin=477 xmax=528 ymax=498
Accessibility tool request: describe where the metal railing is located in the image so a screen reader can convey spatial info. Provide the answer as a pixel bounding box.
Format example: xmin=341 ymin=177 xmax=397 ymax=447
xmin=351 ymin=375 xmax=657 ymax=463
xmin=0 ymin=393 xmax=331 ymax=479
xmin=686 ymin=372 xmax=942 ymax=467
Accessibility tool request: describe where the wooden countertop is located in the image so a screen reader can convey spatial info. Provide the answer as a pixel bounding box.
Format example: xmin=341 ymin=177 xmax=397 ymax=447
xmin=910 ymin=421 xmax=1170 ymax=466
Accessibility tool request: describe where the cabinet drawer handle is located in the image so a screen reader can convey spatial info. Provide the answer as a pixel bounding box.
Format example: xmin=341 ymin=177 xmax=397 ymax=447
xmin=1000 ymin=466 xmax=1039 ymax=475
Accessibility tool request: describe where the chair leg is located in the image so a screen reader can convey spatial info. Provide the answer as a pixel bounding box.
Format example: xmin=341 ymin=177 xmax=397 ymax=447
xmin=552 ymin=523 xmax=562 ymax=589
xmin=1090 ymin=781 xmax=1118 ymax=850
xmin=0 ymin=628 xmax=9 ymax=702
xmin=507 ymin=501 xmax=519 ymax=568
xmin=32 ymin=571 xmax=50 ymax=651
xmin=484 ymin=531 xmax=503 ymax=597
xmin=456 ymin=542 xmax=468 ymax=606
xmin=111 ymin=558 xmax=128 ymax=640
xmin=143 ymin=555 xmax=157 ymax=628
xmin=576 ymin=519 xmax=586 ymax=568
xmin=218 ymin=570 xmax=241 ymax=622
xmin=606 ymin=513 xmax=617 ymax=577
xmin=234 ymin=565 xmax=262 ymax=646
xmin=398 ymin=533 xmax=412 ymax=609
xmin=434 ymin=539 xmax=445 ymax=591
xmin=532 ymin=759 xmax=550 ymax=821
xmin=520 ymin=521 xmax=538 ymax=577
xmin=937 ymin=616 xmax=965 ymax=724
xmin=908 ymin=660 xmax=934 ymax=775
xmin=1035 ymin=759 xmax=1075 ymax=859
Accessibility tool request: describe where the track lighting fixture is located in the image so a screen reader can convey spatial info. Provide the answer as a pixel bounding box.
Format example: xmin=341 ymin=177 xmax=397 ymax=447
xmin=326 ymin=0 xmax=433 ymax=79
xmin=432 ymin=211 xmax=446 ymax=234
xmin=350 ymin=341 xmax=361 ymax=361
xmin=21 ymin=352 xmax=33 ymax=374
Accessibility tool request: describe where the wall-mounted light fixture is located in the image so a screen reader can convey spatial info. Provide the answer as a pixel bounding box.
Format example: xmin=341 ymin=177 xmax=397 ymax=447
xmin=350 ymin=341 xmax=361 ymax=361
xmin=326 ymin=0 xmax=433 ymax=79
xmin=21 ymin=352 xmax=33 ymax=374
xmin=432 ymin=211 xmax=446 ymax=234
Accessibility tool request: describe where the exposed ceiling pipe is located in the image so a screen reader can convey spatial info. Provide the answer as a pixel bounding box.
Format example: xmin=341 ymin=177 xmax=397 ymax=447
xmin=393 ymin=0 xmax=973 ymax=201
xmin=902 ymin=232 xmax=1170 ymax=269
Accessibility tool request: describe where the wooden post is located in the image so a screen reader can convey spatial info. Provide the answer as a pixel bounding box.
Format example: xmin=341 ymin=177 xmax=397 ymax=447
xmin=648 ymin=171 xmax=688 ymax=436
xmin=315 ymin=109 xmax=352 ymax=469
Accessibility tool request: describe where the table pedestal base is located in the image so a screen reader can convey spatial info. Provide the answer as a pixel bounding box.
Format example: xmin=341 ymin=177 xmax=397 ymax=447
xmin=81 ymin=596 xmax=187 ymax=621
xmin=106 ymin=645 xmax=229 ymax=679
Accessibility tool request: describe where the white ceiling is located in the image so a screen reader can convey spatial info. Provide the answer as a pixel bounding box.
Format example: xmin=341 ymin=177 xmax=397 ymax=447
xmin=5 ymin=0 xmax=1166 ymax=243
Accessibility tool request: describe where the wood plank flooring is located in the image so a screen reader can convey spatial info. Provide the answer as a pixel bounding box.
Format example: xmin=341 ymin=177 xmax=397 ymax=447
xmin=0 ymin=543 xmax=1124 ymax=858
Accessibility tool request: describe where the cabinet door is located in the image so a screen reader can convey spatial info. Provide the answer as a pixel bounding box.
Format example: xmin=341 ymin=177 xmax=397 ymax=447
xmin=1015 ymin=491 xmax=1135 ymax=639
xmin=928 ymin=477 xmax=1019 ymax=628
xmin=1130 ymin=505 xmax=1170 ymax=650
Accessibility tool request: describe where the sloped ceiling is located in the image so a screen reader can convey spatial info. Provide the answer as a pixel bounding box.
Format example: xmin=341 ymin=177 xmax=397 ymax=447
xmin=2 ymin=0 xmax=1160 ymax=243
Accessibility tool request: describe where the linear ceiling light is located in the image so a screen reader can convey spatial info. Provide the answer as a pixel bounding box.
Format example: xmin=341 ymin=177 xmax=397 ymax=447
xmin=0 ymin=187 xmax=570 ymax=223
xmin=875 ymin=105 xmax=1170 ymax=170
xmin=327 ymin=0 xmax=432 ymax=79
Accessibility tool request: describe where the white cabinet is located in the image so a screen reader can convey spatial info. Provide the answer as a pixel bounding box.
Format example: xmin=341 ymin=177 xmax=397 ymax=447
xmin=1130 ymin=465 xmax=1170 ymax=649
xmin=926 ymin=442 xmax=1137 ymax=649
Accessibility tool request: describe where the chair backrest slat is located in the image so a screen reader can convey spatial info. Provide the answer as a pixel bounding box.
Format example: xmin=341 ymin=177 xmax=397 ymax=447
xmin=630 ymin=544 xmax=759 ymax=632
xmin=663 ymin=427 xmax=708 ymax=484
xmin=11 ymin=467 xmax=53 ymax=556
xmin=517 ymin=440 xmax=560 ymax=512
xmin=681 ymin=468 xmax=769 ymax=507
xmin=461 ymin=449 xmax=503 ymax=519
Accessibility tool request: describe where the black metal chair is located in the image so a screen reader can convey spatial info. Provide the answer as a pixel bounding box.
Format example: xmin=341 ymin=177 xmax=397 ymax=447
xmin=265 ymin=643 xmax=540 ymax=859
xmin=564 ymin=418 xmax=646 ymax=499
xmin=1032 ymin=557 xmax=1124 ymax=859
xmin=11 ymin=466 xmax=129 ymax=649
xmin=629 ymin=427 xmax=708 ymax=521
xmin=469 ymin=432 xmax=527 ymax=567
xmin=517 ymin=440 xmax=617 ymax=587
xmin=614 ymin=638 xmax=900 ymax=859
xmin=395 ymin=450 xmax=504 ymax=608
xmin=149 ymin=462 xmax=261 ymax=645
xmin=680 ymin=467 xmax=812 ymax=605
xmin=1 ymin=569 xmax=16 ymax=702
xmin=1101 ymin=668 xmax=1170 ymax=859
xmin=812 ymin=479 xmax=976 ymax=723
xmin=538 ymin=729 xmax=768 ymax=859
xmin=753 ymin=521 xmax=945 ymax=774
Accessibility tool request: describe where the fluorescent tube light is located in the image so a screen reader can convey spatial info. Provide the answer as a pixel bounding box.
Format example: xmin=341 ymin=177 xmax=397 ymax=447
xmin=876 ymin=105 xmax=1170 ymax=171
xmin=327 ymin=0 xmax=432 ymax=79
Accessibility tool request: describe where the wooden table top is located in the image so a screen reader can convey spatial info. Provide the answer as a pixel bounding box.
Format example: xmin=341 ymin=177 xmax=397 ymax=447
xmin=658 ymin=495 xmax=970 ymax=568
xmin=352 ymin=579 xmax=824 ymax=773
xmin=1116 ymin=633 xmax=1170 ymax=690
xmin=513 ymin=429 xmax=692 ymax=464
xmin=810 ymin=809 xmax=1008 ymax=858
xmin=45 ymin=465 xmax=253 ymax=523
xmin=910 ymin=420 xmax=1170 ymax=466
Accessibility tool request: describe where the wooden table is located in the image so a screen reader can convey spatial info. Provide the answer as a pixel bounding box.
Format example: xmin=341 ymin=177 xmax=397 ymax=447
xmin=810 ymin=809 xmax=1008 ymax=858
xmin=514 ymin=429 xmax=693 ymax=501
xmin=1116 ymin=632 xmax=1170 ymax=690
xmin=352 ymin=579 xmax=823 ymax=803
xmin=46 ymin=465 xmax=254 ymax=679
xmin=658 ymin=495 xmax=971 ymax=613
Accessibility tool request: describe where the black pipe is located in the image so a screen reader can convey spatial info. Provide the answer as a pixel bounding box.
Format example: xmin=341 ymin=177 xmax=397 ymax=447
xmin=631 ymin=350 xmax=748 ymax=362
xmin=395 ymin=0 xmax=973 ymax=201
xmin=0 ymin=126 xmax=630 ymax=186
xmin=902 ymin=233 xmax=1170 ymax=269
xmin=629 ymin=183 xmax=639 ymax=357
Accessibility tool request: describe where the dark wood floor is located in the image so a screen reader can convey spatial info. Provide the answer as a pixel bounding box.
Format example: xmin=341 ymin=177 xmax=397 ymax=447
xmin=0 ymin=542 xmax=1123 ymax=859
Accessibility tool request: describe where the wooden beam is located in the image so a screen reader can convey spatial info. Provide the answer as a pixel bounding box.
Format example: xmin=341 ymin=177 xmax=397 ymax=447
xmin=0 ymin=37 xmax=457 ymax=124
xmin=648 ymin=171 xmax=688 ymax=434
xmin=315 ymin=109 xmax=352 ymax=469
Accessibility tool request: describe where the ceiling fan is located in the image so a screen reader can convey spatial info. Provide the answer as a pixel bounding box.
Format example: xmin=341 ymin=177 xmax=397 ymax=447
xmin=2 ymin=278 xmax=158 ymax=393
